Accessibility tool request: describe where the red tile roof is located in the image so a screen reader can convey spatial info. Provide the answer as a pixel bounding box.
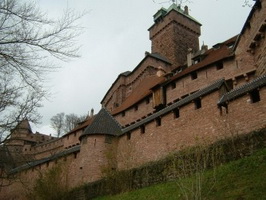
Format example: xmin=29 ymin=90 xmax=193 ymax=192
xmin=112 ymin=36 xmax=237 ymax=115
xmin=112 ymin=75 xmax=165 ymax=115
xmin=169 ymin=35 xmax=237 ymax=82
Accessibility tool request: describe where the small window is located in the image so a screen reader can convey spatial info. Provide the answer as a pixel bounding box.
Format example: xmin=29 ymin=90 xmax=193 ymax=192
xmin=191 ymin=71 xmax=198 ymax=80
xmin=135 ymin=105 xmax=138 ymax=111
xmin=74 ymin=153 xmax=77 ymax=159
xmin=225 ymin=79 xmax=233 ymax=91
xmin=250 ymin=89 xmax=260 ymax=103
xmin=140 ymin=125 xmax=145 ymax=134
xmin=194 ymin=98 xmax=202 ymax=109
xmin=171 ymin=82 xmax=176 ymax=89
xmin=216 ymin=62 xmax=223 ymax=70
xmin=127 ymin=132 xmax=131 ymax=140
xmin=156 ymin=117 xmax=161 ymax=126
xmin=173 ymin=108 xmax=180 ymax=118
xmin=121 ymin=111 xmax=125 ymax=117
xmin=146 ymin=97 xmax=150 ymax=104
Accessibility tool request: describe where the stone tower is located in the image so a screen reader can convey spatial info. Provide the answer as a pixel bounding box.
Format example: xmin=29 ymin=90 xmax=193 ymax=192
xmin=149 ymin=4 xmax=201 ymax=66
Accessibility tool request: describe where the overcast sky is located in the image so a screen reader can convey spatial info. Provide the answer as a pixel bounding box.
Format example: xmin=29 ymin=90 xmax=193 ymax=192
xmin=31 ymin=0 xmax=253 ymax=135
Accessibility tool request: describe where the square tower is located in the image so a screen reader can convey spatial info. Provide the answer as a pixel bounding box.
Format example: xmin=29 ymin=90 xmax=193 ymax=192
xmin=149 ymin=4 xmax=201 ymax=66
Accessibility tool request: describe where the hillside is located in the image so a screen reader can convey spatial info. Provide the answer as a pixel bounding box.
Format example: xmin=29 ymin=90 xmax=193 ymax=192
xmin=94 ymin=148 xmax=266 ymax=200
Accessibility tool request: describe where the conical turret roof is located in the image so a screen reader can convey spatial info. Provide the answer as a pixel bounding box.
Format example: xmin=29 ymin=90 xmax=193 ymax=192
xmin=79 ymin=107 xmax=122 ymax=140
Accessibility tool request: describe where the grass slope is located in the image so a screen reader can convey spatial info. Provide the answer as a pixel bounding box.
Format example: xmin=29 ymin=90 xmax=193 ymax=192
xmin=94 ymin=148 xmax=266 ymax=200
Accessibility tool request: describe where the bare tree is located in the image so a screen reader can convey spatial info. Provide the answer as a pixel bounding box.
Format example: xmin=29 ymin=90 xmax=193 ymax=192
xmin=0 ymin=0 xmax=83 ymax=143
xmin=50 ymin=113 xmax=87 ymax=136
xmin=64 ymin=113 xmax=86 ymax=133
xmin=50 ymin=113 xmax=65 ymax=137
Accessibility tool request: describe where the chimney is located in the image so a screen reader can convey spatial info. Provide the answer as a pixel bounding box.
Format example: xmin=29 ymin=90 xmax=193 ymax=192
xmin=187 ymin=48 xmax=193 ymax=67
xmin=184 ymin=6 xmax=189 ymax=15
xmin=90 ymin=108 xmax=94 ymax=118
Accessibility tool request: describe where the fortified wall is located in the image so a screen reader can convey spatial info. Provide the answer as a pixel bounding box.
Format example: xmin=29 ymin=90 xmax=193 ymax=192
xmin=0 ymin=1 xmax=266 ymax=199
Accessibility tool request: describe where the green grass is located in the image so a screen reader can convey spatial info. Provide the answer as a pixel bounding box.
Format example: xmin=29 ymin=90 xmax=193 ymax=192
xmin=93 ymin=148 xmax=266 ymax=200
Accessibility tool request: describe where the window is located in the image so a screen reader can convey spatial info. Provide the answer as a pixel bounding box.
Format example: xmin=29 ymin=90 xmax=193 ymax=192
xmin=121 ymin=111 xmax=125 ymax=117
xmin=250 ymin=89 xmax=260 ymax=103
xmin=171 ymin=82 xmax=176 ymax=89
xmin=135 ymin=105 xmax=138 ymax=111
xmin=226 ymin=79 xmax=233 ymax=91
xmin=140 ymin=125 xmax=145 ymax=134
xmin=191 ymin=71 xmax=198 ymax=80
xmin=146 ymin=97 xmax=150 ymax=104
xmin=194 ymin=98 xmax=202 ymax=109
xmin=127 ymin=132 xmax=131 ymax=140
xmin=173 ymin=108 xmax=180 ymax=118
xmin=216 ymin=62 xmax=223 ymax=70
xmin=156 ymin=117 xmax=161 ymax=126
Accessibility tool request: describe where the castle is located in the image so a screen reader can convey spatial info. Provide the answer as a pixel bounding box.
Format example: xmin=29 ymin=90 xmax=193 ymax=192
xmin=1 ymin=1 xmax=266 ymax=199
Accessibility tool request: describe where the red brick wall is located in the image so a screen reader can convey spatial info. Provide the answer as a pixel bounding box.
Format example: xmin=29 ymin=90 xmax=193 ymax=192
xmin=150 ymin=10 xmax=200 ymax=66
xmin=116 ymin=87 xmax=266 ymax=170
xmin=235 ymin=0 xmax=266 ymax=76
xmin=114 ymin=95 xmax=154 ymax=126
xmin=166 ymin=59 xmax=256 ymax=105
xmin=63 ymin=130 xmax=81 ymax=149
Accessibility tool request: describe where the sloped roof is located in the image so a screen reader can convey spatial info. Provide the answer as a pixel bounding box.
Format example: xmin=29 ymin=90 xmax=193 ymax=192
xmin=169 ymin=35 xmax=237 ymax=83
xmin=14 ymin=119 xmax=32 ymax=133
xmin=218 ymin=74 xmax=266 ymax=105
xmin=112 ymin=75 xmax=165 ymax=115
xmin=80 ymin=108 xmax=122 ymax=139
xmin=112 ymin=36 xmax=236 ymax=116
xmin=167 ymin=3 xmax=201 ymax=25
xmin=149 ymin=3 xmax=201 ymax=31
xmin=101 ymin=53 xmax=171 ymax=104
xmin=122 ymin=78 xmax=226 ymax=134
